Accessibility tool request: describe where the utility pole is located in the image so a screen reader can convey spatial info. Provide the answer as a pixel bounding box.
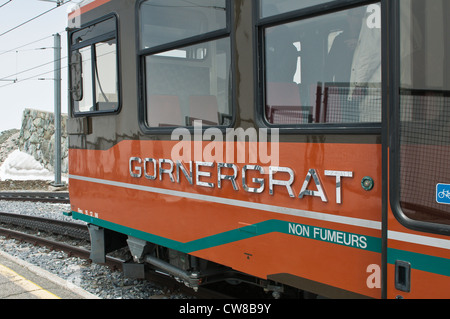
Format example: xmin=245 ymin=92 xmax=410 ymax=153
xmin=52 ymin=32 xmax=63 ymax=187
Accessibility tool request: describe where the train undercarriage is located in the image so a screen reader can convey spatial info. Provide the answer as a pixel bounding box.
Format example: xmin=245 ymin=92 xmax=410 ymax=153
xmin=87 ymin=224 xmax=302 ymax=299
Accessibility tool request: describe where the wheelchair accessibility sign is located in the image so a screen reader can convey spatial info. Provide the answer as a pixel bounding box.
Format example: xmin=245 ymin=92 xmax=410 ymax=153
xmin=437 ymin=184 xmax=450 ymax=205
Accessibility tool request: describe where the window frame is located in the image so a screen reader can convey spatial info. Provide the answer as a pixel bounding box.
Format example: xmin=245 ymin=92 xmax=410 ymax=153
xmin=136 ymin=0 xmax=235 ymax=135
xmin=254 ymin=0 xmax=384 ymax=135
xmin=388 ymin=0 xmax=450 ymax=236
xmin=69 ymin=13 xmax=121 ymax=117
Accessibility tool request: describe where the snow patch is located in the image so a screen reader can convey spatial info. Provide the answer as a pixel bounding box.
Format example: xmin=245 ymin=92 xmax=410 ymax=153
xmin=0 ymin=149 xmax=54 ymax=181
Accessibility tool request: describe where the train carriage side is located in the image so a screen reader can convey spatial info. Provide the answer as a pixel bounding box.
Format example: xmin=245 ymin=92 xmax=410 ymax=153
xmin=386 ymin=0 xmax=450 ymax=299
xmin=66 ymin=0 xmax=450 ymax=299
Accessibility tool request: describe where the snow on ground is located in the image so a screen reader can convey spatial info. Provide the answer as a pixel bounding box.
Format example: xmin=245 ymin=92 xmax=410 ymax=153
xmin=0 ymin=149 xmax=55 ymax=181
xmin=0 ymin=130 xmax=68 ymax=186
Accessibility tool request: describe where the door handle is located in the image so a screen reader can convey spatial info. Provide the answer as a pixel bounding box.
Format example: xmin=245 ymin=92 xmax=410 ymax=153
xmin=395 ymin=260 xmax=411 ymax=293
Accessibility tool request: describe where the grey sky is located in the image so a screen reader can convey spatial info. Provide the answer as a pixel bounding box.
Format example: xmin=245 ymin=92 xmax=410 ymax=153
xmin=0 ymin=0 xmax=74 ymax=132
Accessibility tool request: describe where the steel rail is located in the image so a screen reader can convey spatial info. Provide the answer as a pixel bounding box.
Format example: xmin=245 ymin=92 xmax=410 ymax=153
xmin=0 ymin=211 xmax=89 ymax=240
xmin=0 ymin=226 xmax=123 ymax=270
xmin=0 ymin=191 xmax=69 ymax=203
xmin=0 ymin=225 xmax=231 ymax=298
xmin=0 ymin=212 xmax=235 ymax=298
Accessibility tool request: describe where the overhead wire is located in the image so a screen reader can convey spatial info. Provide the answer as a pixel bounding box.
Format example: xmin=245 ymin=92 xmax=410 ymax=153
xmin=0 ymin=55 xmax=68 ymax=81
xmin=0 ymin=42 xmax=118 ymax=89
xmin=0 ymin=1 xmax=73 ymax=88
xmin=0 ymin=0 xmax=13 ymax=9
xmin=0 ymin=0 xmax=72 ymax=38
xmin=0 ymin=26 xmax=67 ymax=56
xmin=0 ymin=35 xmax=54 ymax=56
xmin=0 ymin=61 xmax=69 ymax=89
xmin=0 ymin=1 xmax=117 ymax=90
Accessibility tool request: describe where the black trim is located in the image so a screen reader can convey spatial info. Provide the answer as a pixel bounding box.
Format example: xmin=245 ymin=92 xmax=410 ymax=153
xmin=268 ymin=273 xmax=372 ymax=299
xmin=68 ymin=13 xmax=122 ymax=118
xmin=380 ymin=0 xmax=389 ymax=300
xmin=388 ymin=0 xmax=450 ymax=237
xmin=257 ymin=0 xmax=378 ymax=25
xmin=70 ymin=31 xmax=116 ymax=51
xmin=394 ymin=260 xmax=411 ymax=293
xmin=138 ymin=29 xmax=231 ymax=57
xmin=136 ymin=0 xmax=236 ymax=135
xmin=254 ymin=0 xmax=383 ymax=135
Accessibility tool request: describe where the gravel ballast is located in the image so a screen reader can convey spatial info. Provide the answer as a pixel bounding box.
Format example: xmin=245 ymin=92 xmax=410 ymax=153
xmin=0 ymin=130 xmax=191 ymax=299
xmin=0 ymin=200 xmax=189 ymax=299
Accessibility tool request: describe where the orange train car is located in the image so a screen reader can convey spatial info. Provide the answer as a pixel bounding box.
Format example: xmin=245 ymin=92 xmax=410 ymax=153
xmin=66 ymin=0 xmax=450 ymax=298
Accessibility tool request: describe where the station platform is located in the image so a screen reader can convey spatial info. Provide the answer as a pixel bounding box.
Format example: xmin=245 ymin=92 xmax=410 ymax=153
xmin=0 ymin=250 xmax=99 ymax=299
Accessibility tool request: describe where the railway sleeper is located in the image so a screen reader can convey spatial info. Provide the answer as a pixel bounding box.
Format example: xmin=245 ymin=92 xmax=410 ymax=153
xmin=88 ymin=226 xmax=287 ymax=297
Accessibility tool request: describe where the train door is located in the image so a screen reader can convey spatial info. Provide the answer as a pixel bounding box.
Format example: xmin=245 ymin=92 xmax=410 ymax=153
xmin=259 ymin=1 xmax=383 ymax=298
xmin=387 ymin=0 xmax=450 ymax=298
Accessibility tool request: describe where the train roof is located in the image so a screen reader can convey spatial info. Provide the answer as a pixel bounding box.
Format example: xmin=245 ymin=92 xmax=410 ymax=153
xmin=78 ymin=0 xmax=97 ymax=7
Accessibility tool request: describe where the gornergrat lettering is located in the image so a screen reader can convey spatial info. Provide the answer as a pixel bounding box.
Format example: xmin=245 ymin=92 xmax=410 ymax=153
xmin=129 ymin=157 xmax=354 ymax=204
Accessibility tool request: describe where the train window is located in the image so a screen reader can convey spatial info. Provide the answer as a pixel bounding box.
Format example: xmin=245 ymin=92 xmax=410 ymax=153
xmin=71 ymin=17 xmax=116 ymax=46
xmin=94 ymin=41 xmax=118 ymax=111
xmin=140 ymin=0 xmax=227 ymax=50
xmin=69 ymin=16 xmax=119 ymax=115
xmin=261 ymin=4 xmax=382 ymax=126
xmin=395 ymin=0 xmax=450 ymax=227
xmin=260 ymin=0 xmax=332 ymax=18
xmin=138 ymin=0 xmax=232 ymax=129
xmin=75 ymin=46 xmax=94 ymax=112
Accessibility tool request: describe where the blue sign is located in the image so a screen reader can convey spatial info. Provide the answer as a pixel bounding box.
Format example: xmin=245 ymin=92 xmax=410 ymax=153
xmin=436 ymin=184 xmax=450 ymax=205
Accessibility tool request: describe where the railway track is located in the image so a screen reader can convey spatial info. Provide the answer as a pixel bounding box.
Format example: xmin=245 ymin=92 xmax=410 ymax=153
xmin=0 ymin=225 xmax=124 ymax=271
xmin=0 ymin=211 xmax=89 ymax=240
xmin=0 ymin=210 xmax=235 ymax=298
xmin=0 ymin=191 xmax=70 ymax=203
xmin=0 ymin=210 xmax=120 ymax=267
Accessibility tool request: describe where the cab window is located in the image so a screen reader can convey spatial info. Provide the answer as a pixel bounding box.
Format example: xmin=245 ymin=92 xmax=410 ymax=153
xmin=70 ymin=16 xmax=119 ymax=115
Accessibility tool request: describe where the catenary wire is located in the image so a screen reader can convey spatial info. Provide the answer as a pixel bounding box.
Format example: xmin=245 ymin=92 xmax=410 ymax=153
xmin=0 ymin=56 xmax=68 ymax=81
xmin=0 ymin=28 xmax=66 ymax=56
xmin=0 ymin=0 xmax=72 ymax=38
xmin=0 ymin=0 xmax=13 ymax=9
xmin=0 ymin=35 xmax=54 ymax=56
xmin=0 ymin=63 xmax=69 ymax=89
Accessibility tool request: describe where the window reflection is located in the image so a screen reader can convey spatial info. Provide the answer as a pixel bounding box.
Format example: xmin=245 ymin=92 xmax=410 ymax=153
xmin=95 ymin=41 xmax=118 ymax=111
xmin=260 ymin=0 xmax=331 ymax=18
xmin=264 ymin=4 xmax=382 ymax=125
xmin=398 ymin=0 xmax=450 ymax=225
xmin=140 ymin=0 xmax=227 ymax=49
xmin=77 ymin=46 xmax=93 ymax=112
xmin=140 ymin=0 xmax=231 ymax=128
xmin=71 ymin=17 xmax=119 ymax=114
xmin=145 ymin=38 xmax=232 ymax=128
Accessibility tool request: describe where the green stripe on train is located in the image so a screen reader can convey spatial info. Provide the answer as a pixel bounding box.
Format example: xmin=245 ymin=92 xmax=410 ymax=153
xmin=72 ymin=212 xmax=450 ymax=276
xmin=72 ymin=210 xmax=450 ymax=277
xmin=70 ymin=211 xmax=381 ymax=253
xmin=388 ymin=248 xmax=450 ymax=277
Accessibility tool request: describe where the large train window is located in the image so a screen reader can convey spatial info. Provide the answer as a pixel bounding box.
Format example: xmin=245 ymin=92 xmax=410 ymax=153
xmin=138 ymin=0 xmax=232 ymax=129
xmin=394 ymin=0 xmax=450 ymax=229
xmin=69 ymin=15 xmax=119 ymax=115
xmin=259 ymin=3 xmax=382 ymax=126
xmin=260 ymin=0 xmax=333 ymax=18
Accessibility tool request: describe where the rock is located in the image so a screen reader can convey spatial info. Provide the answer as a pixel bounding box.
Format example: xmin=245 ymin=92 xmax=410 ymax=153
xmin=17 ymin=108 xmax=68 ymax=174
xmin=0 ymin=108 xmax=69 ymax=190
